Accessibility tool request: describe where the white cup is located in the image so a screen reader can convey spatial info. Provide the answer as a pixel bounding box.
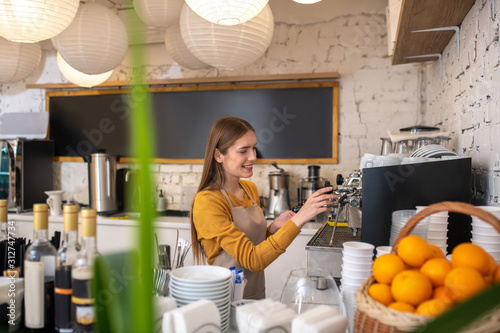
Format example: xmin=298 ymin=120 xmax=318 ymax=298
xmin=45 ymin=190 xmax=65 ymax=216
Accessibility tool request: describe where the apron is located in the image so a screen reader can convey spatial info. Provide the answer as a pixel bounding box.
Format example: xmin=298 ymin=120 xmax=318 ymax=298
xmin=213 ymin=186 xmax=268 ymax=300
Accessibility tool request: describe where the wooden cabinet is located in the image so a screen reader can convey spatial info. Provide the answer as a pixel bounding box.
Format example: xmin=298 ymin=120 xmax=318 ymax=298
xmin=392 ymin=0 xmax=476 ymax=65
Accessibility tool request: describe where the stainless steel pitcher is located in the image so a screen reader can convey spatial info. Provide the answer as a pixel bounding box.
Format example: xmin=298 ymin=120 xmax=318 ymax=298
xmin=88 ymin=153 xmax=118 ymax=213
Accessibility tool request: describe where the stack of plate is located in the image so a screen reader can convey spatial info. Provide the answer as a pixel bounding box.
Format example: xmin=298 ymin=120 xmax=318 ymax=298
xmin=169 ymin=265 xmax=232 ymax=332
xmin=390 ymin=210 xmax=430 ymax=246
xmin=410 ymin=144 xmax=457 ymax=158
xmin=471 ymin=206 xmax=500 ymax=264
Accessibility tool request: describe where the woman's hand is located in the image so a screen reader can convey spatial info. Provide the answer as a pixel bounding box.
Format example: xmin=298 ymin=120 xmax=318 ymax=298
xmin=291 ymin=187 xmax=336 ymax=229
xmin=269 ymin=210 xmax=296 ymax=234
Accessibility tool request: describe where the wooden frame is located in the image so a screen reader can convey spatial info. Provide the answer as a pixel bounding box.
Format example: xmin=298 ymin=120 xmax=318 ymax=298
xmin=46 ymin=80 xmax=339 ymax=164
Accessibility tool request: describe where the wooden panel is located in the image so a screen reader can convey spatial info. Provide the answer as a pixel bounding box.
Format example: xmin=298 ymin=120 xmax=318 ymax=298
xmin=392 ymin=0 xmax=476 ymax=65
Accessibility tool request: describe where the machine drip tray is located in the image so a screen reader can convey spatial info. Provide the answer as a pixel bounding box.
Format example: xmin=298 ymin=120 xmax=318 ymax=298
xmin=306 ymin=224 xmax=363 ymax=278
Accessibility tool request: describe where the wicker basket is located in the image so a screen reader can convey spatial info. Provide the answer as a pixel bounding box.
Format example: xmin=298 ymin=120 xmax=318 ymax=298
xmin=353 ymin=201 xmax=500 ymax=333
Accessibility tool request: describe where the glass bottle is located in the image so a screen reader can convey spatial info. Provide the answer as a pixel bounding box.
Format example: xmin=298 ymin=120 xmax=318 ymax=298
xmin=0 ymin=199 xmax=8 ymax=241
xmin=72 ymin=208 xmax=98 ymax=333
xmin=24 ymin=203 xmax=57 ymax=331
xmin=55 ymin=204 xmax=81 ymax=332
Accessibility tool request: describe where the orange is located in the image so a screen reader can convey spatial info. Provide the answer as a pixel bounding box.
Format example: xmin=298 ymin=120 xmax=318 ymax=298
xmin=432 ymin=286 xmax=455 ymax=306
xmin=451 ymin=243 xmax=490 ymax=276
xmin=373 ymin=254 xmax=406 ymax=284
xmin=429 ymin=244 xmax=446 ymax=258
xmin=445 ymin=267 xmax=487 ymax=303
xmin=485 ymin=252 xmax=498 ymax=281
xmin=397 ymin=235 xmax=433 ymax=268
xmin=494 ymin=265 xmax=500 ymax=284
xmin=415 ymin=299 xmax=450 ymax=317
xmin=388 ymin=302 xmax=415 ymax=313
xmin=368 ymin=283 xmax=394 ymax=306
xmin=391 ymin=270 xmax=433 ymax=306
xmin=420 ymin=258 xmax=453 ymax=287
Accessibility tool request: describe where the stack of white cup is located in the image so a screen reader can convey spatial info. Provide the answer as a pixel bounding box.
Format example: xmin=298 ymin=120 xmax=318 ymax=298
xmin=417 ymin=206 xmax=449 ymax=254
xmin=375 ymin=246 xmax=392 ymax=257
xmin=340 ymin=241 xmax=374 ymax=291
xmin=471 ymin=206 xmax=500 ymax=264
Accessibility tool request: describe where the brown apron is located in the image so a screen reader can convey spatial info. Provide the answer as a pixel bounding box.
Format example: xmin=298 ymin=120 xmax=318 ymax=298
xmin=213 ymin=186 xmax=267 ymax=300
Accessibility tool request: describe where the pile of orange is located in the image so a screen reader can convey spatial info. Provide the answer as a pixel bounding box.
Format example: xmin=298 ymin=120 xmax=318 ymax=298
xmin=368 ymin=235 xmax=500 ymax=318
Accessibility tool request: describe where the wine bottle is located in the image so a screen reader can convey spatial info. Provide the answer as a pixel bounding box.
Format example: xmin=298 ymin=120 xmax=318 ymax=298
xmin=72 ymin=208 xmax=98 ymax=333
xmin=24 ymin=203 xmax=57 ymax=331
xmin=0 ymin=199 xmax=8 ymax=241
xmin=55 ymin=204 xmax=81 ymax=332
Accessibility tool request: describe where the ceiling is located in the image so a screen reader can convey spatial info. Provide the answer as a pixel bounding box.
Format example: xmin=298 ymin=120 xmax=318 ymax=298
xmin=81 ymin=0 xmax=387 ymax=44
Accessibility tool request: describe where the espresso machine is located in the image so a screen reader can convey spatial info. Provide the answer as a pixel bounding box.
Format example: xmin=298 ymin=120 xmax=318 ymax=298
xmin=265 ymin=162 xmax=291 ymax=219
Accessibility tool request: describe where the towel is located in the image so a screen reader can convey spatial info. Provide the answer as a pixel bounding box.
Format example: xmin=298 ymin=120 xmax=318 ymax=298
xmin=162 ymin=299 xmax=220 ymax=333
xmin=291 ymin=305 xmax=348 ymax=333
xmin=236 ymin=299 xmax=296 ymax=333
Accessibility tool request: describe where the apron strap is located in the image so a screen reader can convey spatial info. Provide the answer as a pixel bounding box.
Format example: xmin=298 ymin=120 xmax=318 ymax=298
xmin=220 ymin=182 xmax=258 ymax=208
xmin=220 ymin=189 xmax=234 ymax=208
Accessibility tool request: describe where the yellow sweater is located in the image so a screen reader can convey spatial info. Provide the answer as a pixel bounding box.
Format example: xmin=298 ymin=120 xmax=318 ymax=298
xmin=192 ymin=180 xmax=300 ymax=273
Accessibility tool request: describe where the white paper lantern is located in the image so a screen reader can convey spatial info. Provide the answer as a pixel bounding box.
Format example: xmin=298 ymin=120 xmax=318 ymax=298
xmin=180 ymin=4 xmax=274 ymax=69
xmin=56 ymin=53 xmax=113 ymax=88
xmin=54 ymin=2 xmax=128 ymax=75
xmin=165 ymin=25 xmax=210 ymax=70
xmin=293 ymin=0 xmax=322 ymax=3
xmin=0 ymin=0 xmax=79 ymax=43
xmin=0 ymin=37 xmax=41 ymax=83
xmin=133 ymin=0 xmax=184 ymax=28
xmin=185 ymin=0 xmax=268 ymax=25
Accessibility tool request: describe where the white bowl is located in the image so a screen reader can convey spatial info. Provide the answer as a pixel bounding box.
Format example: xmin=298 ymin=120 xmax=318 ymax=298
xmin=428 ymin=223 xmax=448 ymax=231
xmin=475 ymin=242 xmax=500 ymax=252
xmin=343 ymin=241 xmax=375 ymax=256
xmin=342 ymin=252 xmax=374 ymax=264
xmin=427 ymin=237 xmax=447 ymax=247
xmin=427 ymin=230 xmax=448 ymax=238
xmin=341 ymin=275 xmax=368 ymax=286
xmin=341 ymin=269 xmax=372 ymax=280
xmin=341 ymin=279 xmax=364 ymax=288
xmin=472 ymin=219 xmax=494 ymax=228
xmin=430 ymin=216 xmax=449 ymax=223
xmin=376 ymin=246 xmax=392 ymax=256
xmin=471 ymin=232 xmax=500 ymax=243
xmin=342 ymin=260 xmax=372 ymax=271
xmin=472 ymin=224 xmax=498 ymax=234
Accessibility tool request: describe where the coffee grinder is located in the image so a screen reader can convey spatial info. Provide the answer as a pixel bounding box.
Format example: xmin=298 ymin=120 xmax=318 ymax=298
xmin=265 ymin=162 xmax=291 ymax=219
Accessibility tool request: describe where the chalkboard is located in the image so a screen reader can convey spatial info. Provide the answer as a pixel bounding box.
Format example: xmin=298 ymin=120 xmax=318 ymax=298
xmin=47 ymin=81 xmax=339 ymax=163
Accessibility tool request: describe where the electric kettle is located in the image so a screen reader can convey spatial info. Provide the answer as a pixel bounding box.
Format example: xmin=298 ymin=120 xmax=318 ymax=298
xmin=87 ymin=152 xmax=118 ymax=214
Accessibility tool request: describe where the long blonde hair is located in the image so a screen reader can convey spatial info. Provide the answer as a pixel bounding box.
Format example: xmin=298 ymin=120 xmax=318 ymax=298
xmin=190 ymin=116 xmax=255 ymax=264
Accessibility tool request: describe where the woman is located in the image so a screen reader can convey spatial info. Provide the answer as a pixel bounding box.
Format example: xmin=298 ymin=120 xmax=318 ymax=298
xmin=190 ymin=116 xmax=335 ymax=299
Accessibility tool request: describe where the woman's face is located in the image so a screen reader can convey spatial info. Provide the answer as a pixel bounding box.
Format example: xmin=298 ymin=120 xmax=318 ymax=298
xmin=216 ymin=130 xmax=257 ymax=182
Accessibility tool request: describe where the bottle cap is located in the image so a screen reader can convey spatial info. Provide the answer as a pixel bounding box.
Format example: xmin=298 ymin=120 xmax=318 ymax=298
xmin=33 ymin=203 xmax=49 ymax=230
xmin=63 ymin=204 xmax=79 ymax=231
xmin=0 ymin=199 xmax=7 ymax=222
xmin=81 ymin=208 xmax=97 ymax=237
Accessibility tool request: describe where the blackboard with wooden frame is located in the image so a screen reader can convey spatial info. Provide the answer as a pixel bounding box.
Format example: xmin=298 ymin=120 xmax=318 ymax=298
xmin=46 ymin=81 xmax=339 ymax=164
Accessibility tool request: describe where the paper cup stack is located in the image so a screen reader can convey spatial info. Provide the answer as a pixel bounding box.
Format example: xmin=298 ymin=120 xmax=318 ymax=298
xmin=390 ymin=209 xmax=430 ymax=246
xmin=417 ymin=206 xmax=450 ymax=254
xmin=341 ymin=241 xmax=374 ymax=291
xmin=471 ymin=206 xmax=500 ymax=264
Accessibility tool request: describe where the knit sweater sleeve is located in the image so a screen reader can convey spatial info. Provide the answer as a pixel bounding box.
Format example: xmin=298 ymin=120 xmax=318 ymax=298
xmin=192 ymin=182 xmax=300 ymax=273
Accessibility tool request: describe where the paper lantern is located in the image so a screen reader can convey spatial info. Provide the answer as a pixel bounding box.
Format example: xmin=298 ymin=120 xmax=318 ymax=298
xmin=293 ymin=0 xmax=322 ymax=3
xmin=133 ymin=0 xmax=184 ymax=28
xmin=56 ymin=53 xmax=113 ymax=88
xmin=185 ymin=0 xmax=268 ymax=25
xmin=165 ymin=25 xmax=210 ymax=70
xmin=0 ymin=37 xmax=41 ymax=83
xmin=180 ymin=4 xmax=274 ymax=69
xmin=0 ymin=0 xmax=79 ymax=43
xmin=54 ymin=2 xmax=128 ymax=75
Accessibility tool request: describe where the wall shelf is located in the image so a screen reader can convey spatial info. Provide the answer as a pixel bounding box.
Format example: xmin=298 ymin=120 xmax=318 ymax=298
xmin=392 ymin=0 xmax=476 ymax=65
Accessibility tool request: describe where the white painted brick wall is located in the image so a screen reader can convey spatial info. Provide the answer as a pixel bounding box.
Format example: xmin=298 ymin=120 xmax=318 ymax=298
xmin=1 ymin=2 xmax=423 ymax=209
xmin=425 ymin=0 xmax=500 ymax=204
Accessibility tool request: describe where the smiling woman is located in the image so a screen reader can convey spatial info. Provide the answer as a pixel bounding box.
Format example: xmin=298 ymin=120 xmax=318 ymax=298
xmin=190 ymin=116 xmax=337 ymax=300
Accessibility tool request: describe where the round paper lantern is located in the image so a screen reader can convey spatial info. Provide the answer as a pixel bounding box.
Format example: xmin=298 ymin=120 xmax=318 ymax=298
xmin=165 ymin=25 xmax=210 ymax=70
xmin=133 ymin=0 xmax=184 ymax=28
xmin=0 ymin=37 xmax=41 ymax=83
xmin=293 ymin=0 xmax=322 ymax=3
xmin=185 ymin=0 xmax=268 ymax=25
xmin=56 ymin=53 xmax=113 ymax=88
xmin=180 ymin=4 xmax=274 ymax=69
xmin=0 ymin=0 xmax=79 ymax=43
xmin=54 ymin=2 xmax=128 ymax=75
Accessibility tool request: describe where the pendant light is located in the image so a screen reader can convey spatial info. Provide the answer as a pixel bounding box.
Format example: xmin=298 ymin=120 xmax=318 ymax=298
xmin=133 ymin=0 xmax=184 ymax=28
xmin=180 ymin=4 xmax=274 ymax=69
xmin=185 ymin=0 xmax=268 ymax=26
xmin=293 ymin=0 xmax=322 ymax=3
xmin=0 ymin=0 xmax=80 ymax=43
xmin=165 ymin=25 xmax=210 ymax=70
xmin=54 ymin=2 xmax=128 ymax=75
xmin=0 ymin=37 xmax=41 ymax=83
xmin=56 ymin=53 xmax=113 ymax=88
